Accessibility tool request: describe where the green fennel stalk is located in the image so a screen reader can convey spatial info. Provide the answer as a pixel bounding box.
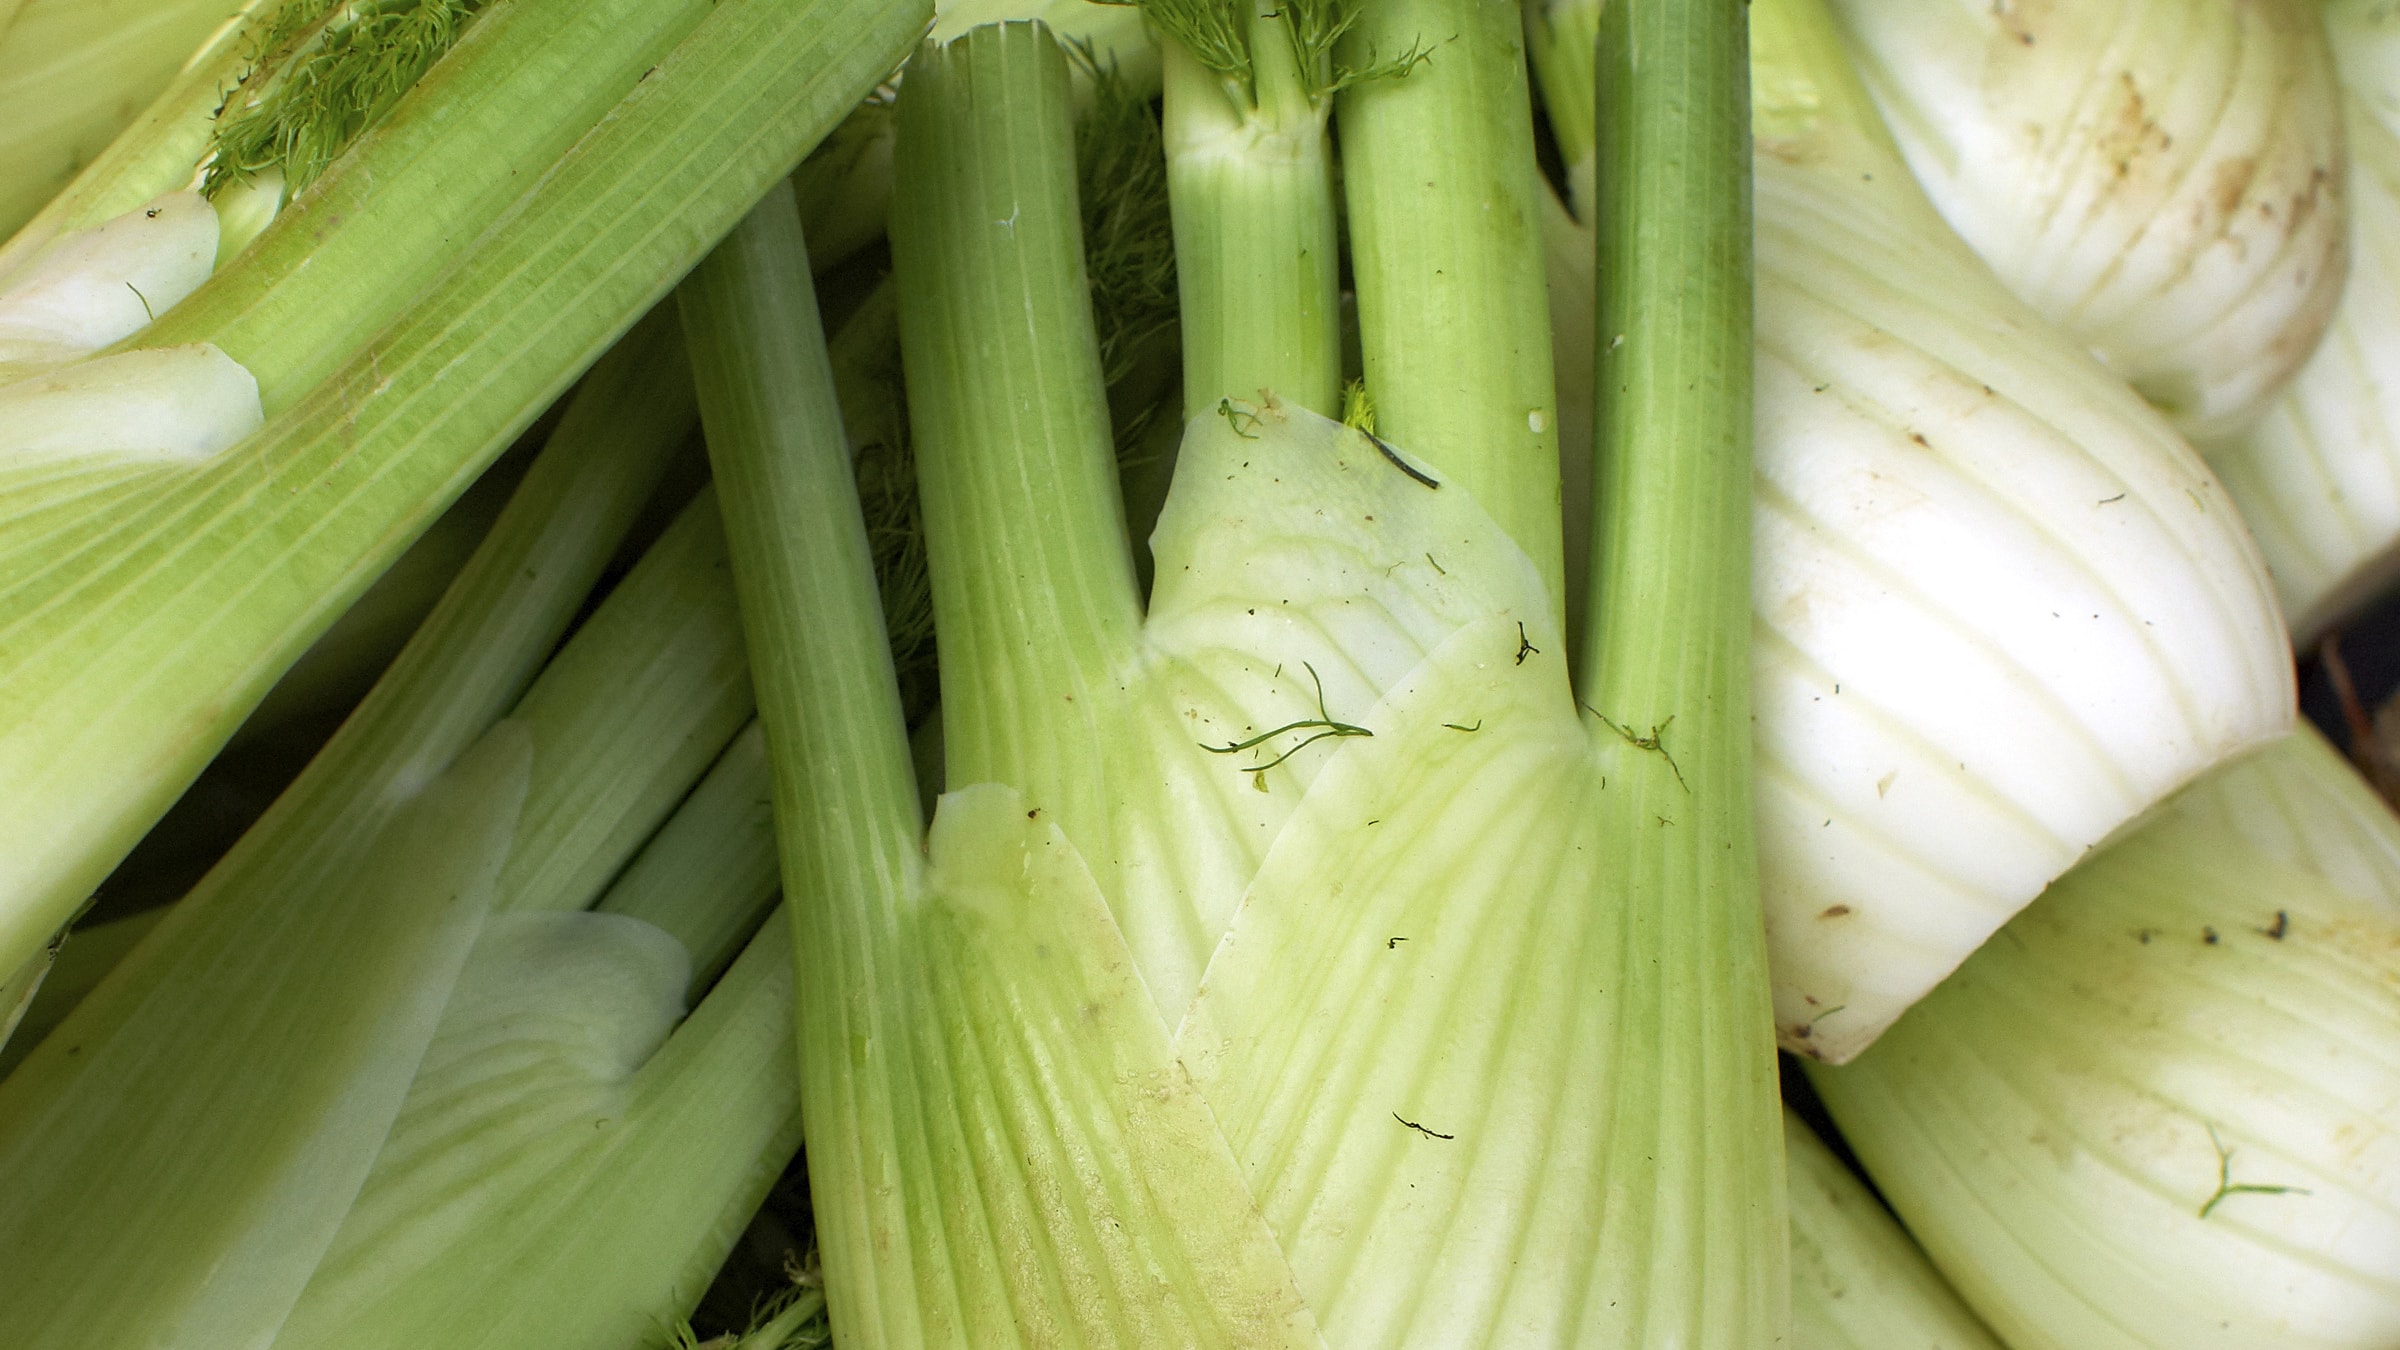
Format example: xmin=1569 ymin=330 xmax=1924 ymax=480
xmin=597 ymin=722 xmax=783 ymax=999
xmin=1339 ymin=0 xmax=1564 ymax=614
xmin=0 ymin=312 xmax=696 ymax=1346
xmin=1141 ymin=0 xmax=1351 ymax=418
xmin=0 ymin=0 xmax=928 ymax=994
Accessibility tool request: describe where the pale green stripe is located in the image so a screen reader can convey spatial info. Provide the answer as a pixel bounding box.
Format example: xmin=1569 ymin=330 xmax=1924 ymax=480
xmin=492 ymin=485 xmax=752 ymax=918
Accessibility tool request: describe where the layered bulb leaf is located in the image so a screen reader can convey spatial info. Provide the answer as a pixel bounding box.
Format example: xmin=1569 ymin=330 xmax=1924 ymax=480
xmin=0 ymin=189 xmax=259 ymax=470
xmin=270 ymin=909 xmax=803 ymax=1350
xmin=1748 ymin=62 xmax=2293 ymax=1059
xmin=1823 ymin=0 xmax=2346 ymax=442
xmin=1808 ymin=729 xmax=2400 ymax=1348
xmin=852 ymin=400 xmax=1761 ymax=1345
xmin=2213 ymin=0 xmax=2400 ymax=640
xmin=829 ymin=316 xmax=1779 ymax=1342
xmin=1784 ymin=1108 xmax=2001 ymax=1349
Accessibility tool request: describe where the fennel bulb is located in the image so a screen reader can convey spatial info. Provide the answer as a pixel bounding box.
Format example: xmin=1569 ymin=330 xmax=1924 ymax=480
xmin=1540 ymin=0 xmax=2294 ymax=1062
xmin=1821 ymin=0 xmax=2346 ymax=443
xmin=1809 ymin=729 xmax=2400 ymax=1348
xmin=2213 ymin=0 xmax=2400 ymax=640
xmin=1785 ymin=1108 xmax=2002 ymax=1349
xmin=698 ymin=10 xmax=1787 ymax=1344
xmin=1749 ymin=34 xmax=2292 ymax=1060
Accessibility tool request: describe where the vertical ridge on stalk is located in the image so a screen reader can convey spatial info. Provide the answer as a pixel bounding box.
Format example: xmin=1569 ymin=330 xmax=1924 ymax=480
xmin=1337 ymin=0 xmax=1566 ymax=616
xmin=889 ymin=23 xmax=1145 ymax=801
xmin=1582 ymin=0 xmax=1789 ymax=1338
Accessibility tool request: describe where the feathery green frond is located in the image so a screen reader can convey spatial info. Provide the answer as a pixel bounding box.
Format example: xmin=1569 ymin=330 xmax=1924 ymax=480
xmin=1339 ymin=375 xmax=1375 ymax=433
xmin=1131 ymin=0 xmax=1400 ymax=110
xmin=1131 ymin=0 xmax=1251 ymax=89
xmin=204 ymin=0 xmax=491 ymax=197
xmin=1073 ymin=44 xmax=1178 ymax=393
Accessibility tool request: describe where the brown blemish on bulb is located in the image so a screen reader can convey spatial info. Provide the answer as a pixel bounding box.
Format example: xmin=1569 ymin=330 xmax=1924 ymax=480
xmin=2204 ymin=156 xmax=2257 ymax=223
xmin=2284 ymin=164 xmax=2334 ymax=237
xmin=2099 ymin=73 xmax=2171 ymax=182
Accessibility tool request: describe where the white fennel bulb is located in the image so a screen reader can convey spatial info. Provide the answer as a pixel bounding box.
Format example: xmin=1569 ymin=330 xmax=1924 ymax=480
xmin=2213 ymin=0 xmax=2400 ymax=640
xmin=1750 ymin=99 xmax=2292 ymax=1060
xmin=1824 ymin=0 xmax=2346 ymax=442
xmin=1809 ymin=729 xmax=2400 ymax=1349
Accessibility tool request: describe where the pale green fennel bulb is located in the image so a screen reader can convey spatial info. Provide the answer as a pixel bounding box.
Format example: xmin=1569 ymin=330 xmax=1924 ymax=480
xmin=696 ymin=10 xmax=1791 ymax=1344
xmin=1811 ymin=729 xmax=2400 ymax=1348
